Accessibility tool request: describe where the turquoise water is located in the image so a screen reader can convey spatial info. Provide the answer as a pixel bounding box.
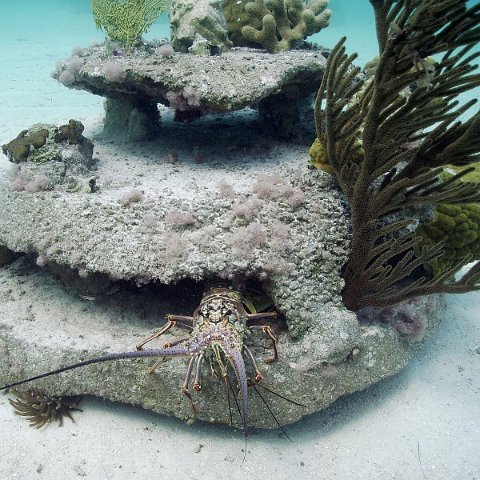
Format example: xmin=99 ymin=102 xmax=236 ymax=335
xmin=1 ymin=0 xmax=477 ymax=140
xmin=0 ymin=0 xmax=382 ymax=139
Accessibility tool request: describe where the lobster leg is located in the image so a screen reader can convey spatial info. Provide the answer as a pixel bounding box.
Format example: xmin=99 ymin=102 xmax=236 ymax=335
xmin=162 ymin=337 xmax=191 ymax=348
xmin=136 ymin=315 xmax=194 ymax=350
xmin=181 ymin=356 xmax=198 ymax=413
xmin=147 ymin=359 xmax=164 ymax=374
xmin=246 ymin=312 xmax=278 ymax=323
xmin=249 ymin=325 xmax=278 ymax=363
xmin=136 ymin=321 xmax=175 ymax=350
xmin=193 ymin=353 xmax=204 ymax=391
xmin=166 ymin=315 xmax=196 ymax=325
xmin=148 ymin=338 xmax=191 ymax=374
xmin=243 ymin=346 xmax=263 ymax=383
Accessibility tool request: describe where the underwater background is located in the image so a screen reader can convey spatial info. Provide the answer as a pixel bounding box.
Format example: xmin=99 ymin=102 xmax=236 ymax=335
xmin=0 ymin=0 xmax=382 ymax=139
xmin=0 ymin=1 xmax=479 ymax=479
xmin=2 ymin=0 xmax=478 ymax=138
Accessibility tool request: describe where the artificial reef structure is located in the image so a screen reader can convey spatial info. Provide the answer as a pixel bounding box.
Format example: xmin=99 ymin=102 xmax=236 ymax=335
xmin=0 ymin=0 xmax=479 ymax=429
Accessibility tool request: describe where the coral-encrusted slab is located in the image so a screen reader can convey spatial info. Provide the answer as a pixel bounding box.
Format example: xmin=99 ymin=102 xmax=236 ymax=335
xmin=54 ymin=45 xmax=327 ymax=139
xmin=0 ymin=125 xmax=350 ymax=339
xmin=56 ymin=45 xmax=327 ymax=112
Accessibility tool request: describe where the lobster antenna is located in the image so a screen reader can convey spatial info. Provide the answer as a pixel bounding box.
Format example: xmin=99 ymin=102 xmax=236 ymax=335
xmin=225 ymin=373 xmax=242 ymax=429
xmin=254 ymin=382 xmax=307 ymax=408
xmin=0 ymin=348 xmax=187 ymax=391
xmin=225 ymin=373 xmax=248 ymax=462
xmin=252 ymin=385 xmax=293 ymax=443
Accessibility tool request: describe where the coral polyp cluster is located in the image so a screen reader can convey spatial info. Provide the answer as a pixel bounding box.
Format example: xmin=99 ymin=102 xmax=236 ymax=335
xmin=9 ymin=389 xmax=82 ymax=428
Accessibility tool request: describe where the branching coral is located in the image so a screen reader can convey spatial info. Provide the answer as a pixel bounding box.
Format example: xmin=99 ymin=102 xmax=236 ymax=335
xmin=227 ymin=0 xmax=331 ymax=53
xmin=314 ymin=0 xmax=480 ymax=310
xmin=92 ymin=0 xmax=172 ymax=50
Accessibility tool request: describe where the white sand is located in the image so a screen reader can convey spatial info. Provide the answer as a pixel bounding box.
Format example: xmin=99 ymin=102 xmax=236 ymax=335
xmin=1 ymin=2 xmax=479 ymax=478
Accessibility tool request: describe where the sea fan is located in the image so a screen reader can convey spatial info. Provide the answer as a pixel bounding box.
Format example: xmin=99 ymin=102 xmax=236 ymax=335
xmin=9 ymin=388 xmax=82 ymax=428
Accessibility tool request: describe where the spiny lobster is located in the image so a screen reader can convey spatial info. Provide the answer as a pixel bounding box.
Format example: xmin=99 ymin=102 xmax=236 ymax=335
xmin=0 ymin=284 xmax=280 ymax=435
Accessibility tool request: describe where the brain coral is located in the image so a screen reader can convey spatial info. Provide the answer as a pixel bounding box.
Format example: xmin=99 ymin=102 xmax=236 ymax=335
xmin=308 ymin=136 xmax=363 ymax=173
xmin=416 ymin=203 xmax=480 ymax=274
xmin=308 ymin=137 xmax=334 ymax=173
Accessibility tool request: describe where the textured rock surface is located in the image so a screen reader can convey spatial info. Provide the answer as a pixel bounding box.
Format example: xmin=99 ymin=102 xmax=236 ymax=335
xmin=0 ymin=115 xmax=446 ymax=428
xmin=0 ymin=257 xmax=444 ymax=429
xmin=53 ymin=44 xmax=327 ymax=139
xmin=0 ymin=115 xmax=347 ymax=337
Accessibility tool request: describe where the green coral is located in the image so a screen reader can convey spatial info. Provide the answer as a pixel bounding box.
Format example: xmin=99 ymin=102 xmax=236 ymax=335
xmin=2 ymin=122 xmax=92 ymax=165
xmin=92 ymin=0 xmax=172 ymax=50
xmin=54 ymin=119 xmax=85 ymax=145
xmin=309 ymin=137 xmax=334 ymax=173
xmin=448 ymin=163 xmax=480 ymax=183
xmin=28 ymin=144 xmax=62 ymax=164
xmin=224 ymin=0 xmax=262 ymax=46
xmin=2 ymin=128 xmax=49 ymax=163
xmin=64 ymin=177 xmax=83 ymax=193
xmin=308 ymin=136 xmax=363 ymax=173
xmin=416 ymin=203 xmax=480 ymax=275
xmin=225 ymin=0 xmax=331 ymax=53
